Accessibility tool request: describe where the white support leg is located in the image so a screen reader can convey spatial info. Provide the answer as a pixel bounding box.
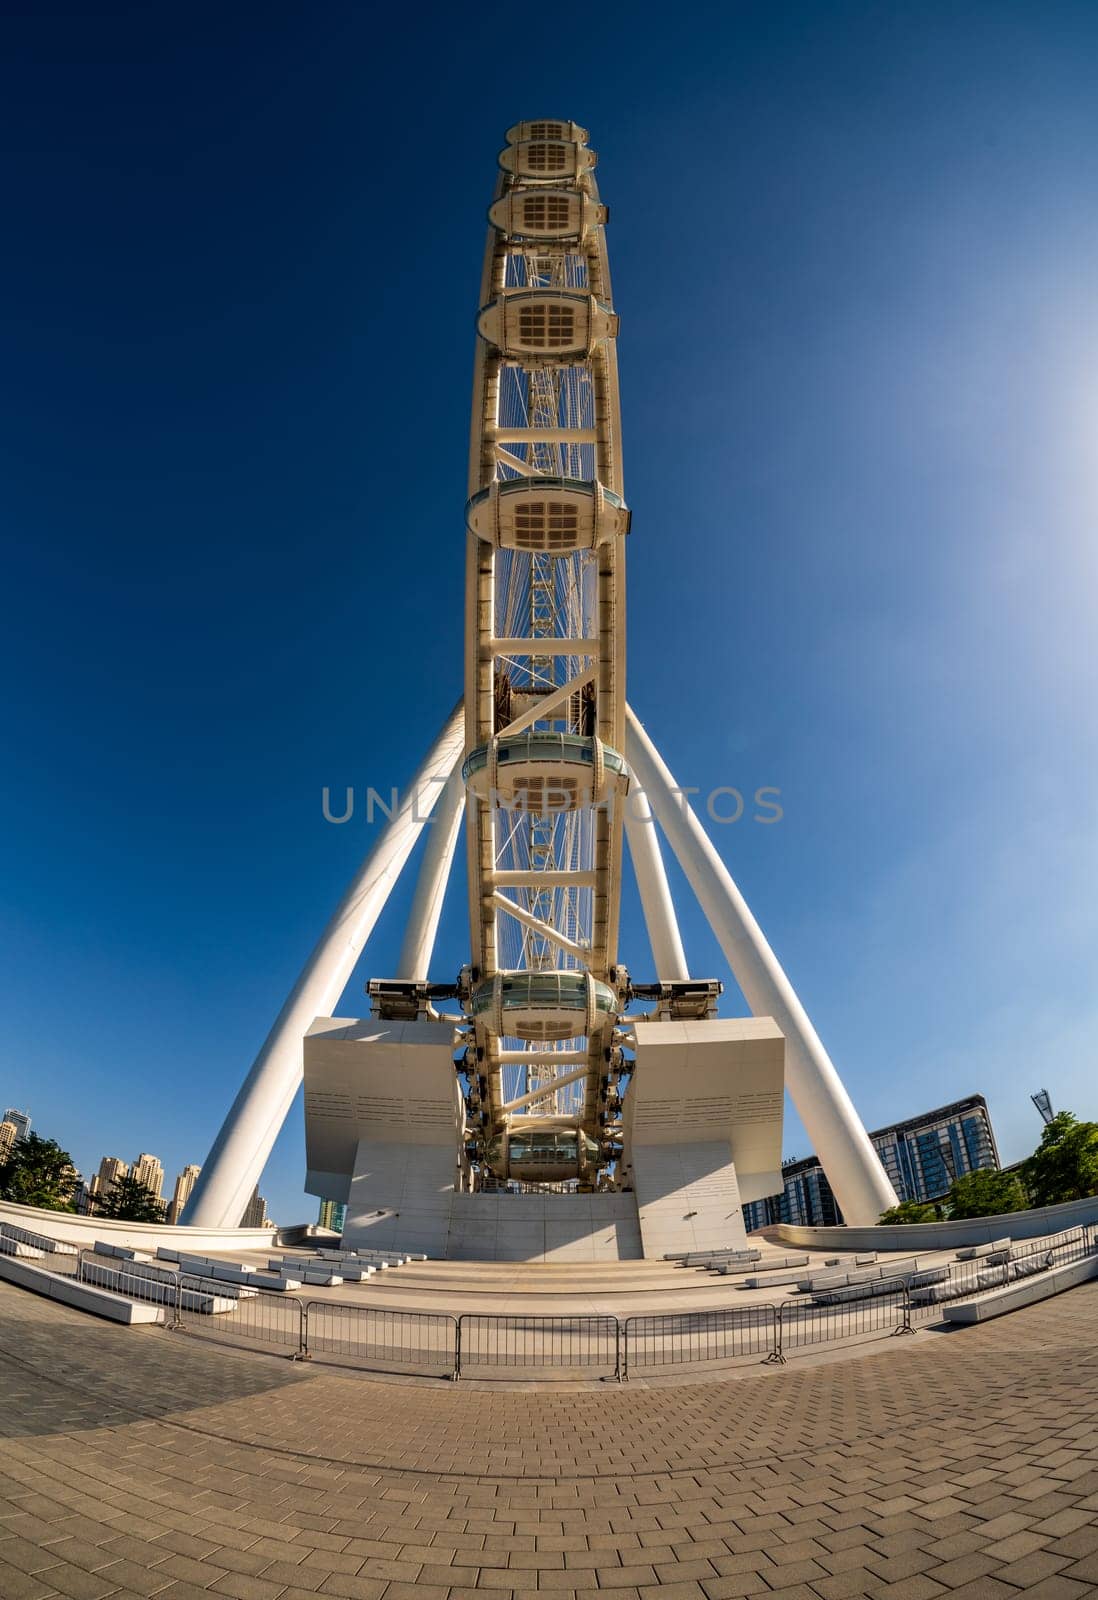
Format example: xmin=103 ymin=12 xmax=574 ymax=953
xmin=185 ymin=702 xmax=466 ymax=1229
xmin=397 ymin=760 xmax=466 ymax=981
xmin=623 ymin=780 xmax=690 ymax=981
xmin=625 ymin=705 xmax=898 ymax=1226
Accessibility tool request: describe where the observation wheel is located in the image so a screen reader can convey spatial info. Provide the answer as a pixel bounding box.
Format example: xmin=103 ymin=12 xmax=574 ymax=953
xmin=462 ymin=120 xmax=629 ymax=1189
xmin=185 ymin=119 xmax=898 ymax=1242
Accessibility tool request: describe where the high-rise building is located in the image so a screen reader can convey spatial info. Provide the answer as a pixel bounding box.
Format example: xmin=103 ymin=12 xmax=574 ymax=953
xmin=168 ymin=1164 xmax=201 ymax=1224
xmin=131 ymin=1153 xmax=164 ymax=1200
xmin=240 ymin=1186 xmax=270 ymax=1228
xmin=318 ymin=1199 xmax=346 ymax=1234
xmin=0 ymin=1120 xmax=19 ymax=1164
xmin=743 ymin=1094 xmax=1001 ymax=1231
xmin=89 ymin=1155 xmax=129 ymax=1203
xmin=2 ymin=1108 xmax=31 ymax=1143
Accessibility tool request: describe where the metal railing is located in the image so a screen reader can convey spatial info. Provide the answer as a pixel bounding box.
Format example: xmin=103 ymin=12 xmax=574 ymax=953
xmin=622 ymin=1305 xmax=775 ymax=1378
xmin=907 ymin=1223 xmax=1094 ymax=1322
xmin=305 ymin=1302 xmax=458 ymax=1378
xmin=456 ymin=1314 xmax=620 ymax=1380
xmin=11 ymin=1222 xmax=1096 ymax=1381
xmin=176 ymin=1273 xmax=305 ymax=1352
xmin=775 ymin=1278 xmax=913 ymax=1356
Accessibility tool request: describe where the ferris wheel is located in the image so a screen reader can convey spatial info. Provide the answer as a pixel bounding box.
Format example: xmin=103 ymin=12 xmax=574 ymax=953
xmin=460 ymin=119 xmax=630 ymax=1188
xmin=185 ymin=123 xmax=897 ymax=1245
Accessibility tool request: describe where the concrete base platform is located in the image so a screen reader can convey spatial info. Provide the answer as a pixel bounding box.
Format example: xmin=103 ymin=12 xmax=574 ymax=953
xmin=445 ymin=1191 xmax=643 ymax=1261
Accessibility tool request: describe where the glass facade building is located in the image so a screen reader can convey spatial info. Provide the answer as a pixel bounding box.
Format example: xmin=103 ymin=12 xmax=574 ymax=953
xmin=318 ymin=1198 xmax=347 ymax=1233
xmin=2 ymin=1108 xmax=31 ymax=1143
xmin=742 ymin=1093 xmax=1001 ymax=1231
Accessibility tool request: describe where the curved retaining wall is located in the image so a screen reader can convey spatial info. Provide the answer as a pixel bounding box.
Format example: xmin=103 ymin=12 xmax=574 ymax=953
xmin=943 ymin=1252 xmax=1098 ymax=1324
xmin=771 ymin=1193 xmax=1098 ymax=1254
xmin=0 ymin=1199 xmax=288 ymax=1255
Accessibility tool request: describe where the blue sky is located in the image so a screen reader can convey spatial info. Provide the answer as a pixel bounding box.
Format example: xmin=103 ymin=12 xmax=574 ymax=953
xmin=2 ymin=1 xmax=1096 ymax=1221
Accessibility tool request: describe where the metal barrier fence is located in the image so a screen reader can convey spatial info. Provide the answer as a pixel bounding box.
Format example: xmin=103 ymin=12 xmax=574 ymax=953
xmin=16 ymin=1222 xmax=1097 ymax=1381
xmin=179 ymin=1275 xmax=304 ymax=1351
xmin=1018 ymin=1226 xmax=1089 ymax=1265
xmin=305 ymin=1302 xmax=458 ymax=1378
xmin=456 ymin=1314 xmax=621 ymax=1380
xmin=776 ymin=1278 xmax=912 ymax=1355
xmin=622 ymin=1306 xmax=775 ymax=1378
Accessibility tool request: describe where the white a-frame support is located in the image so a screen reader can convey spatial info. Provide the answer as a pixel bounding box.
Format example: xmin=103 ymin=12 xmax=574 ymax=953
xmin=624 ymin=704 xmax=898 ymax=1227
xmin=623 ymin=777 xmax=690 ymax=982
xmin=186 ymin=694 xmax=896 ymax=1232
xmin=184 ymin=702 xmax=466 ymax=1229
xmin=397 ymin=762 xmax=466 ymax=982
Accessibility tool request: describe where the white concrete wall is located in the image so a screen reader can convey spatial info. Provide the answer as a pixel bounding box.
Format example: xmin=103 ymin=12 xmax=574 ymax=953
xmin=303 ymin=1017 xmax=463 ymax=1201
xmin=630 ymin=1141 xmax=748 ymax=1257
xmin=343 ymin=1139 xmax=457 ymax=1257
xmin=624 ymin=1017 xmax=783 ymax=1256
xmin=305 ymin=1016 xmax=466 ymax=1257
xmin=0 ymin=1201 xmax=279 ymax=1255
xmin=771 ymin=1193 xmax=1098 ymax=1254
xmin=446 ymin=1192 xmax=643 ymax=1261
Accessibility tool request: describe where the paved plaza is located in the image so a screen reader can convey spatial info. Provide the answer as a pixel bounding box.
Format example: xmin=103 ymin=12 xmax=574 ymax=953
xmin=1 ymin=1278 xmax=1097 ymax=1600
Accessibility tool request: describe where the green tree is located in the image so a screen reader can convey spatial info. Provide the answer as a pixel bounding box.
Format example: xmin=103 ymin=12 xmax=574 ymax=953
xmin=946 ymin=1167 xmax=1028 ymax=1219
xmin=0 ymin=1134 xmax=78 ymax=1211
xmin=878 ymin=1199 xmax=939 ymax=1224
xmin=1021 ymin=1112 xmax=1098 ymax=1206
xmin=92 ymin=1174 xmax=166 ymax=1223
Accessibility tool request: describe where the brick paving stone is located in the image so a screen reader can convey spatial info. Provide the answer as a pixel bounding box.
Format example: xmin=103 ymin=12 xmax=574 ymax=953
xmin=870 ymin=1533 xmax=932 ymax=1559
xmin=1033 ymin=1510 xmax=1094 ymax=1537
xmin=1013 ymin=1582 xmax=1094 ymax=1600
xmin=32 ymin=1561 xmax=122 ymax=1599
xmin=819 ymin=1545 xmax=879 ymax=1577
xmin=1046 ymin=1528 xmax=1098 ymax=1560
xmin=987 ymin=1550 xmax=1070 ymax=1587
xmin=810 ymin=1571 xmax=878 ymax=1598
xmin=937 ymin=1585 xmax=1017 ymax=1600
xmin=0 ymin=1281 xmax=1097 ymax=1598
xmin=981 ymin=1530 xmax=1051 ymax=1562
xmin=866 ymin=1552 xmax=934 ymax=1584
xmin=868 ymin=1579 xmax=948 ymax=1600
xmin=0 ymin=1572 xmax=63 ymax=1600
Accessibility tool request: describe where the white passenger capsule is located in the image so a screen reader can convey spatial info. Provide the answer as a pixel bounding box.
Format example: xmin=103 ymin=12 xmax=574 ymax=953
xmin=488 ymin=189 xmax=607 ymax=242
xmin=505 ymin=119 xmax=589 ymax=146
xmin=498 ymin=141 xmax=597 ymax=182
xmin=477 ymin=291 xmax=618 ymax=359
xmin=486 ymin=1121 xmax=600 ymax=1182
xmin=465 ymin=477 xmax=630 ymax=552
xmin=463 ymin=733 xmax=629 ymax=813
xmin=471 ymin=971 xmax=618 ymax=1042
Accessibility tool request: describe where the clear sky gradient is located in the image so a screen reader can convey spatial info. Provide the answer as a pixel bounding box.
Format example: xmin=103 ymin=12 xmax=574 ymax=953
xmin=3 ymin=1 xmax=1096 ymax=1221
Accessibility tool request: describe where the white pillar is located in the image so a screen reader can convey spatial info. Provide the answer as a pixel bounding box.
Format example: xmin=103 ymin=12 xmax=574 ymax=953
xmin=625 ymin=705 xmax=898 ymax=1226
xmin=185 ymin=703 xmax=466 ymax=1229
xmin=623 ymin=781 xmax=690 ymax=981
xmin=397 ymin=760 xmax=466 ymax=980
